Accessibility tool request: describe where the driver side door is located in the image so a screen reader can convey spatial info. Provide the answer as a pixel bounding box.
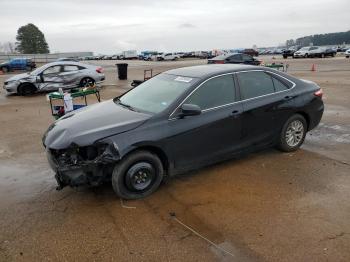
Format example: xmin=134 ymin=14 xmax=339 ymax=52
xmin=165 ymin=74 xmax=244 ymax=171
xmin=39 ymin=65 xmax=64 ymax=91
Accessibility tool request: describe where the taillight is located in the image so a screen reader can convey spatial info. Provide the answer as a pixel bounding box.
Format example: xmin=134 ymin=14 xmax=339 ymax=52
xmin=96 ymin=67 xmax=103 ymax=73
xmin=314 ymin=89 xmax=323 ymax=98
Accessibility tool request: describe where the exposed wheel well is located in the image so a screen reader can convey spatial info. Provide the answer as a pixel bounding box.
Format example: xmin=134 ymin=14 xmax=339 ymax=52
xmin=124 ymin=146 xmax=169 ymax=175
xmin=295 ymin=111 xmax=310 ymax=130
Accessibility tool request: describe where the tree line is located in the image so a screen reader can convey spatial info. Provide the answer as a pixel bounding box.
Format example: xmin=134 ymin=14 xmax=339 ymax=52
xmin=286 ymin=30 xmax=350 ymax=47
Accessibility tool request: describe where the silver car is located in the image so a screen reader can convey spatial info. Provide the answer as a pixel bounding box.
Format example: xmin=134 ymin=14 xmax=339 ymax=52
xmin=3 ymin=61 xmax=105 ymax=95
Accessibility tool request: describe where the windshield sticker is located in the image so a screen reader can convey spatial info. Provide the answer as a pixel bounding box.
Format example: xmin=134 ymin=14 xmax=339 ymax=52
xmin=175 ymin=76 xmax=193 ymax=83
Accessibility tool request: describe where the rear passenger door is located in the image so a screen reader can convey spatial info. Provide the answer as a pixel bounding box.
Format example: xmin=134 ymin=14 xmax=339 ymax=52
xmin=61 ymin=65 xmax=82 ymax=88
xmin=236 ymin=70 xmax=293 ymax=147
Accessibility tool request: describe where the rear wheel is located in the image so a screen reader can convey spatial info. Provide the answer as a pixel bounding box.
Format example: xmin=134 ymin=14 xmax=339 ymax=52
xmin=79 ymin=77 xmax=95 ymax=87
xmin=2 ymin=67 xmax=9 ymax=73
xmin=321 ymin=53 xmax=325 ymax=58
xmin=277 ymin=114 xmax=307 ymax=152
xmin=18 ymin=83 xmax=36 ymax=96
xmin=112 ymin=151 xmax=164 ymax=199
xmin=304 ymin=54 xmax=308 ymax=58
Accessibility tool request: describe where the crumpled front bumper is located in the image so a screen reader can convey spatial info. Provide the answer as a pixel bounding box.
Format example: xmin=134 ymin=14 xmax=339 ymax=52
xmin=46 ymin=142 xmax=120 ymax=190
xmin=3 ymin=81 xmax=19 ymax=93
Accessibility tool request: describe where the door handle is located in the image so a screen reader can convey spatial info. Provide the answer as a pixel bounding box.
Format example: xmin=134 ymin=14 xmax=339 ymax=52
xmin=283 ymin=95 xmax=294 ymax=100
xmin=231 ymin=110 xmax=241 ymax=118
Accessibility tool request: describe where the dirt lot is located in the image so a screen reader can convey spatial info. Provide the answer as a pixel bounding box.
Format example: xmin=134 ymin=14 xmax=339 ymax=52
xmin=0 ymin=56 xmax=350 ymax=261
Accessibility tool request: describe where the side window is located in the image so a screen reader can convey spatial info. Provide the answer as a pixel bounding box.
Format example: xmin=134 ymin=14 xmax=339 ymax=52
xmin=185 ymin=75 xmax=235 ymax=110
xmin=64 ymin=65 xmax=79 ymax=72
xmin=229 ymin=54 xmax=242 ymax=62
xmin=42 ymin=66 xmax=61 ymax=75
xmin=237 ymin=71 xmax=274 ymax=100
xmin=242 ymin=54 xmax=253 ymax=62
xmin=271 ymin=76 xmax=289 ymax=92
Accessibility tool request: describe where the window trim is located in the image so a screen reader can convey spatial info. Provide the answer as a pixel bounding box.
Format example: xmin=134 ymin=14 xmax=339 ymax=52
xmin=235 ymin=70 xmax=296 ymax=103
xmin=42 ymin=65 xmax=63 ymax=75
xmin=183 ymin=74 xmax=237 ymax=112
xmin=169 ymin=70 xmax=296 ymax=120
xmin=63 ymin=64 xmax=80 ymax=72
xmin=169 ymin=72 xmax=237 ymax=119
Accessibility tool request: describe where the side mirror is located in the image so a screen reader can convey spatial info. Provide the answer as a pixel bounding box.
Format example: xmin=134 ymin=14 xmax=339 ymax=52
xmin=179 ymin=104 xmax=201 ymax=118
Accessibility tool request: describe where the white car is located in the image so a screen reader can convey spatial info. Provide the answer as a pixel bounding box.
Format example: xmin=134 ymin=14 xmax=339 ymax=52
xmin=158 ymin=53 xmax=180 ymax=61
xmin=293 ymin=46 xmax=319 ymax=58
xmin=345 ymin=49 xmax=350 ymax=58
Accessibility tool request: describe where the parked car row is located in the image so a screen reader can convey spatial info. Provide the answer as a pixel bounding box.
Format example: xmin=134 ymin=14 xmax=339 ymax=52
xmin=293 ymin=46 xmax=336 ymax=58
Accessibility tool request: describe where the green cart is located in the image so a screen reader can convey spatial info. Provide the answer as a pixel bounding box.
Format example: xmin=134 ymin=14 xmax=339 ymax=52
xmin=48 ymin=88 xmax=101 ymax=119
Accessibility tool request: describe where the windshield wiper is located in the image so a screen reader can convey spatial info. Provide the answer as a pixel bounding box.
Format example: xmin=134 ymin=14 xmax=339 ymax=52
xmin=115 ymin=98 xmax=138 ymax=112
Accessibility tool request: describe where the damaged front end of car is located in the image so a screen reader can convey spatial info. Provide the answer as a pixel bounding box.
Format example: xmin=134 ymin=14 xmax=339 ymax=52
xmin=46 ymin=142 xmax=120 ymax=190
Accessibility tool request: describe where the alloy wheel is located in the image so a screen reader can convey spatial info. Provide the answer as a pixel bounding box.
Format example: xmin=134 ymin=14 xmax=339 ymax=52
xmin=285 ymin=120 xmax=304 ymax=147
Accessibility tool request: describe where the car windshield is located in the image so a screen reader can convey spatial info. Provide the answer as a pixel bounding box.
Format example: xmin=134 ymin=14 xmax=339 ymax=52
xmin=116 ymin=73 xmax=196 ymax=114
xmin=30 ymin=65 xmax=47 ymax=75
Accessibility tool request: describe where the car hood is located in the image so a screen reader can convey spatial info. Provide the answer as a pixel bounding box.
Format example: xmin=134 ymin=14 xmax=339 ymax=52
xmin=6 ymin=72 xmax=32 ymax=81
xmin=43 ymin=99 xmax=152 ymax=150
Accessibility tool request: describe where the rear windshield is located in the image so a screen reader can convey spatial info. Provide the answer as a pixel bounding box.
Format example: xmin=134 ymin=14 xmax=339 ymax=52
xmin=117 ymin=73 xmax=197 ymax=114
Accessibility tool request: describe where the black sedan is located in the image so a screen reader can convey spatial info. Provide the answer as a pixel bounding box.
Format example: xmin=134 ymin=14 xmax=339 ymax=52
xmin=208 ymin=53 xmax=261 ymax=65
xmin=43 ymin=64 xmax=324 ymax=199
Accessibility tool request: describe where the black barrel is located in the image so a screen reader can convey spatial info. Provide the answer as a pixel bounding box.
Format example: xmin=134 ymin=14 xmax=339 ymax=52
xmin=116 ymin=63 xmax=128 ymax=80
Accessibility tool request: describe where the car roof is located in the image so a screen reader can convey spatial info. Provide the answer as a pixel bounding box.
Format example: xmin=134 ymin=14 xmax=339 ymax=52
xmin=164 ymin=64 xmax=262 ymax=78
xmin=40 ymin=61 xmax=94 ymax=69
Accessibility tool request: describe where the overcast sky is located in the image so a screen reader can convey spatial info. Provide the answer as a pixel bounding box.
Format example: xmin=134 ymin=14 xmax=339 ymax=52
xmin=1 ymin=0 xmax=349 ymax=54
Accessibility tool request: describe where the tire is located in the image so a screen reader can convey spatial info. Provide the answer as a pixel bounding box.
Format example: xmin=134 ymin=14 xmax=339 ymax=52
xmin=79 ymin=77 xmax=95 ymax=87
xmin=321 ymin=53 xmax=325 ymax=58
xmin=112 ymin=150 xmax=164 ymax=200
xmin=2 ymin=67 xmax=9 ymax=73
xmin=277 ymin=114 xmax=307 ymax=152
xmin=283 ymin=55 xmax=287 ymax=59
xmin=18 ymin=83 xmax=36 ymax=96
xmin=304 ymin=54 xmax=308 ymax=58
xmin=346 ymin=56 xmax=349 ymax=58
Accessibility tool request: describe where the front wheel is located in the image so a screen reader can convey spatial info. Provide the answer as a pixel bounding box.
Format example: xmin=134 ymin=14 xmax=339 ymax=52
xmin=112 ymin=151 xmax=164 ymax=200
xmin=18 ymin=83 xmax=36 ymax=96
xmin=277 ymin=114 xmax=307 ymax=152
